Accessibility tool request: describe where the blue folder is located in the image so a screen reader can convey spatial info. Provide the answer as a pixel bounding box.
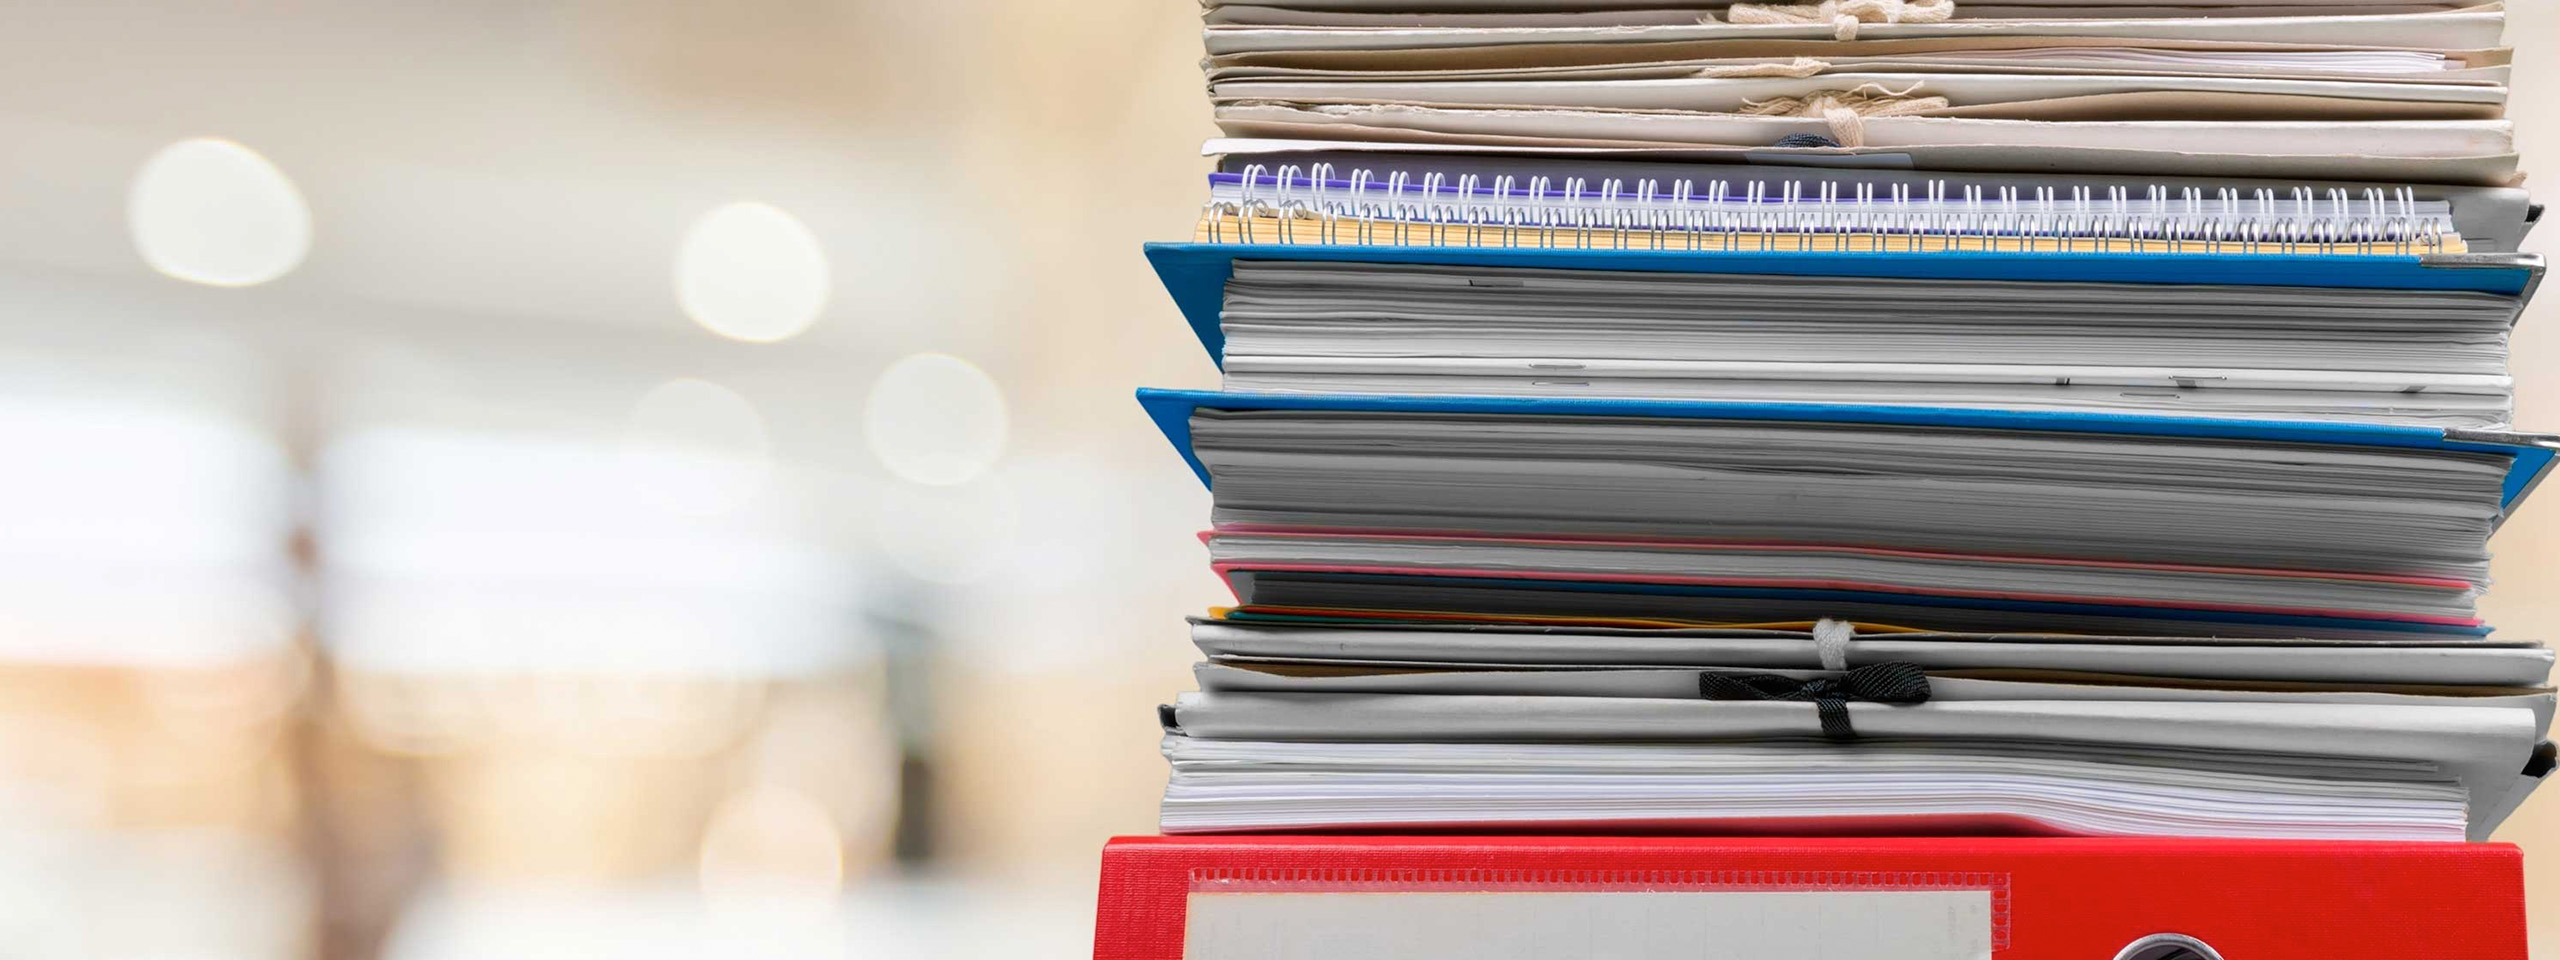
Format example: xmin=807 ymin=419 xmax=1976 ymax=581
xmin=1136 ymin=388 xmax=2560 ymax=517
xmin=1143 ymin=242 xmax=2545 ymax=368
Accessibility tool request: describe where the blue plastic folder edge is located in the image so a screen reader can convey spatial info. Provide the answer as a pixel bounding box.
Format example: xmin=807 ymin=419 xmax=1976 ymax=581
xmin=1135 ymin=388 xmax=2558 ymax=515
xmin=1142 ymin=242 xmax=2540 ymax=367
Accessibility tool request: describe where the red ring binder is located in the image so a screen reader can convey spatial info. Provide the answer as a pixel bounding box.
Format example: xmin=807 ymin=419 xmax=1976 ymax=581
xmin=1093 ymin=835 xmax=2526 ymax=960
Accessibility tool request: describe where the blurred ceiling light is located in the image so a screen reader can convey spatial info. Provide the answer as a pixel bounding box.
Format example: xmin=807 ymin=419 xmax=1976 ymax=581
xmin=871 ymin=476 xmax=1019 ymax=585
xmin=622 ymin=378 xmax=772 ymax=515
xmin=383 ymin=887 xmax=848 ymax=960
xmin=127 ymin=138 xmax=311 ymax=287
xmin=862 ymin=352 xmax=1007 ymax=486
xmin=320 ymin=426 xmax=867 ymax=682
xmin=698 ymin=784 xmax=845 ymax=903
xmin=0 ymin=395 xmax=295 ymax=666
xmin=674 ymin=202 xmax=830 ymax=343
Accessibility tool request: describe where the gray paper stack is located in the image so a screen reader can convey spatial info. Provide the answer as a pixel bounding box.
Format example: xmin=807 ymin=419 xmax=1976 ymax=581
xmin=1138 ymin=0 xmax=2552 ymax=843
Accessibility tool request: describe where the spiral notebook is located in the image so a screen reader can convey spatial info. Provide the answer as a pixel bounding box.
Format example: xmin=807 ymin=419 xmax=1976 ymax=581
xmin=1205 ymin=153 xmax=2543 ymax=248
xmin=1159 ymin=161 xmax=2543 ymax=425
xmin=1194 ymin=166 xmax=2503 ymax=253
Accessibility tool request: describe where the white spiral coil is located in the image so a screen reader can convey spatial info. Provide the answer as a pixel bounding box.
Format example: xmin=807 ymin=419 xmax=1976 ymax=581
xmin=1200 ymin=164 xmax=2456 ymax=254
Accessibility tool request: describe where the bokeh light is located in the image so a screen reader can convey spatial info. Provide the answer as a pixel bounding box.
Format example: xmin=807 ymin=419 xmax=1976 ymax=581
xmin=621 ymin=378 xmax=773 ymax=516
xmin=862 ymin=353 xmax=1008 ymax=486
xmin=127 ymin=138 xmax=312 ymax=287
xmin=673 ymin=202 xmax=830 ymax=343
xmin=697 ymin=784 xmax=846 ymax=902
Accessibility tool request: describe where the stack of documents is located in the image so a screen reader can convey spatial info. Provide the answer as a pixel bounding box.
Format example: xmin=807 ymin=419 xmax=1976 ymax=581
xmin=1122 ymin=0 xmax=2553 ymax=845
xmin=1205 ymin=255 xmax=2528 ymax=426
xmin=1166 ymin=617 xmax=2552 ymax=840
xmin=1167 ymin=395 xmax=2525 ymax=637
xmin=1199 ymin=0 xmax=2518 ymax=183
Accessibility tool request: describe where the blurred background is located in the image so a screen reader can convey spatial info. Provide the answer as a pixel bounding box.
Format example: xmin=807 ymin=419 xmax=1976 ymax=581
xmin=0 ymin=2 xmax=2551 ymax=957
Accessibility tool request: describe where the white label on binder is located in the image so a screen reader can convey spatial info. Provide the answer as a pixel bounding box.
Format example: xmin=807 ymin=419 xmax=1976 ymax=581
xmin=1185 ymin=889 xmax=1994 ymax=960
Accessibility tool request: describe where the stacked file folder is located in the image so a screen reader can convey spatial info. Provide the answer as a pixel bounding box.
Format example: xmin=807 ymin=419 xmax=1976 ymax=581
xmin=1101 ymin=1 xmax=2547 ymax=956
xmin=1198 ymin=0 xmax=2520 ymax=183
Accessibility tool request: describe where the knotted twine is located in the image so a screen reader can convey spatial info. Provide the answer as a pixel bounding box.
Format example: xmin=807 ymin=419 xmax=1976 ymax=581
xmin=1695 ymin=618 xmax=1933 ymax=741
xmin=1723 ymin=0 xmax=1957 ymax=40
xmin=1699 ymin=661 xmax=1933 ymax=741
xmin=1697 ymin=56 xmax=1832 ymax=79
xmin=1738 ymin=81 xmax=1948 ymax=147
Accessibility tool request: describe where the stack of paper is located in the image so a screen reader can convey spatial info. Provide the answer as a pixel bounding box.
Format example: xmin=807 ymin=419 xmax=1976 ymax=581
xmin=1172 ymin=4 xmax=2539 ymax=424
xmin=1122 ymin=0 xmax=2552 ymax=845
xmin=1209 ymin=258 xmax=2526 ymax=425
xmin=1199 ymin=0 xmax=2518 ymax=182
xmin=1139 ymin=390 xmax=2556 ymax=839
xmin=1168 ymin=618 xmax=2551 ymax=840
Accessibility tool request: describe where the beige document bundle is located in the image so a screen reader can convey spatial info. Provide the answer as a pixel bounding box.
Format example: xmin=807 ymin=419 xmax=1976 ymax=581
xmin=1197 ymin=0 xmax=2521 ymax=184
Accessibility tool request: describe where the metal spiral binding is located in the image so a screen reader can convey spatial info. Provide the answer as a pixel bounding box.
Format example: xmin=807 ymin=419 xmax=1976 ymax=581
xmin=1199 ymin=164 xmax=2449 ymax=255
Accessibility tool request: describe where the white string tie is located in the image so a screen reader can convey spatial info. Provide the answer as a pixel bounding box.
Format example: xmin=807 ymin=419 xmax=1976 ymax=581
xmin=1725 ymin=0 xmax=1957 ymax=41
xmin=1813 ymin=617 xmax=1856 ymax=672
xmin=1739 ymin=81 xmax=1948 ymax=147
xmin=1698 ymin=57 xmax=1832 ymax=79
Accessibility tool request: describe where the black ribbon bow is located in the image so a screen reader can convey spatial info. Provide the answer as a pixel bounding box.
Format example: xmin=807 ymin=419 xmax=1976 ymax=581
xmin=1698 ymin=662 xmax=1932 ymax=741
